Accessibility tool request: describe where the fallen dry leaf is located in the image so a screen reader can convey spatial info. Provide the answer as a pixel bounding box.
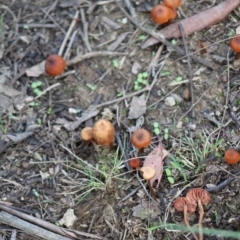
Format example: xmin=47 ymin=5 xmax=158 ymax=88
xmin=143 ymin=140 xmax=169 ymax=188
xmin=26 ymin=60 xmax=45 ymax=77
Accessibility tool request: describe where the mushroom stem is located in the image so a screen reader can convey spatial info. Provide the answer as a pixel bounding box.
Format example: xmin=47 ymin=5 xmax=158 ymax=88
xmin=183 ymin=205 xmax=199 ymax=240
xmin=147 ymin=180 xmax=156 ymax=199
xmin=197 ymin=198 xmax=204 ymax=240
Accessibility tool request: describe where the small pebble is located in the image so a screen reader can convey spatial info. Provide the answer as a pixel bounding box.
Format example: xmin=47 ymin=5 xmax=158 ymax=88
xmin=164 ymin=96 xmax=176 ymax=106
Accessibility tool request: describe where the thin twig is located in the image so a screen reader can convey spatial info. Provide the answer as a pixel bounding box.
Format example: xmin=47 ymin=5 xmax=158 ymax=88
xmin=179 ymin=23 xmax=195 ymax=121
xmin=66 ymin=51 xmax=126 ymax=66
xmin=58 ymin=10 xmax=79 ymax=56
xmin=114 ymin=0 xmax=215 ymax=70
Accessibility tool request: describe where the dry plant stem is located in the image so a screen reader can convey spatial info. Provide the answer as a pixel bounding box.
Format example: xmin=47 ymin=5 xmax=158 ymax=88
xmin=183 ymin=205 xmax=199 ymax=240
xmin=197 ymin=199 xmax=204 ymax=240
xmin=178 ymin=23 xmax=195 ymax=120
xmin=159 ymin=0 xmax=240 ymax=39
xmin=66 ymin=51 xmax=126 ymax=66
xmin=58 ymin=10 xmax=79 ymax=56
xmin=114 ymin=1 xmax=215 ymax=69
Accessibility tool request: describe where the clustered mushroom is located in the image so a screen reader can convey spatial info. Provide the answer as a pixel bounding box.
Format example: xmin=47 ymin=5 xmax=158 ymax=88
xmin=150 ymin=0 xmax=181 ymax=25
xmin=174 ymin=188 xmax=211 ymax=240
xmin=80 ymin=119 xmax=115 ymax=147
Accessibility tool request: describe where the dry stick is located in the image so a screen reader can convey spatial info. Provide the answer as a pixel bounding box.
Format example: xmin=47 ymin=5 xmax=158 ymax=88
xmin=0 ymin=203 xmax=103 ymax=240
xmin=58 ymin=10 xmax=79 ymax=56
xmin=114 ymin=0 xmax=215 ymax=70
xmin=80 ymin=8 xmax=92 ymax=52
xmin=178 ymin=23 xmax=195 ymax=122
xmin=0 ymin=211 xmax=70 ymax=240
xmin=66 ymin=51 xmax=126 ymax=66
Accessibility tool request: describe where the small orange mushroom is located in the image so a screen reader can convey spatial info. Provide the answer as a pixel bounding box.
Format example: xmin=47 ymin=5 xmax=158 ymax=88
xmin=129 ymin=157 xmax=141 ymax=169
xmin=151 ymin=5 xmax=172 ymax=24
xmin=230 ymin=35 xmax=240 ymax=53
xmin=131 ymin=128 xmax=152 ymax=153
xmin=45 ymin=54 xmax=66 ymax=77
xmin=186 ymin=188 xmax=211 ymax=240
xmin=140 ymin=166 xmax=156 ymax=198
xmin=163 ymin=0 xmax=182 ymax=9
xmin=92 ymin=119 xmax=115 ymax=146
xmin=224 ymin=149 xmax=240 ymax=165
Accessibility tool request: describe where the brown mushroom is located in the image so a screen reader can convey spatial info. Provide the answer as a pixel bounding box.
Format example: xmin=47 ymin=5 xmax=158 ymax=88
xmin=174 ymin=197 xmax=198 ymax=240
xmin=80 ymin=127 xmax=96 ymax=147
xmin=186 ymin=188 xmax=211 ymax=240
xmin=92 ymin=119 xmax=115 ymax=146
xmin=80 ymin=127 xmax=93 ymax=142
xmin=140 ymin=166 xmax=156 ymax=198
xmin=131 ymin=128 xmax=152 ymax=153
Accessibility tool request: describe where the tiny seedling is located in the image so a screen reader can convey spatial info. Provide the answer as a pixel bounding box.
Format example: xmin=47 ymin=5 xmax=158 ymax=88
xmin=164 ymin=128 xmax=169 ymax=140
xmin=170 ymin=76 xmax=183 ymax=85
xmin=153 ymin=122 xmax=160 ymax=135
xmin=165 ymin=168 xmax=174 ymax=184
xmin=171 ymin=39 xmax=177 ymax=45
xmin=160 ymin=71 xmax=171 ymax=77
xmin=134 ymin=72 xmax=149 ymax=91
xmin=86 ymin=83 xmax=97 ymax=91
xmin=112 ymin=59 xmax=119 ymax=68
xmin=31 ymin=81 xmax=43 ymax=97
xmin=138 ymin=34 xmax=146 ymax=41
xmin=29 ymin=102 xmax=39 ymax=107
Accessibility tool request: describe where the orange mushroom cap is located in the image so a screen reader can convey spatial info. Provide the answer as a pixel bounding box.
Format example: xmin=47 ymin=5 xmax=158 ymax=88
xmin=224 ymin=149 xmax=240 ymax=165
xmin=140 ymin=166 xmax=156 ymax=180
xmin=163 ymin=0 xmax=182 ymax=9
xmin=129 ymin=157 xmax=141 ymax=169
xmin=45 ymin=54 xmax=66 ymax=77
xmin=173 ymin=197 xmax=197 ymax=213
xmin=230 ymin=35 xmax=240 ymax=53
xmin=80 ymin=127 xmax=93 ymax=141
xmin=151 ymin=5 xmax=172 ymax=24
xmin=186 ymin=188 xmax=211 ymax=206
xmin=131 ymin=128 xmax=152 ymax=149
xmin=92 ymin=119 xmax=115 ymax=146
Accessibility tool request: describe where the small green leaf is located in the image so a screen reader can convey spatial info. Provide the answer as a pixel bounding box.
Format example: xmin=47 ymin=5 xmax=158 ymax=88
xmin=164 ymin=128 xmax=169 ymax=134
xmin=154 ymin=128 xmax=160 ymax=135
xmin=153 ymin=122 xmax=159 ymax=128
xmin=142 ymin=80 xmax=148 ymax=85
xmin=112 ymin=59 xmax=119 ymax=68
xmin=165 ymin=168 xmax=171 ymax=176
xmin=160 ymin=71 xmax=171 ymax=77
xmin=142 ymin=72 xmax=148 ymax=78
xmin=137 ymin=77 xmax=143 ymax=83
xmin=168 ymin=176 xmax=175 ymax=184
xmin=164 ymin=133 xmax=168 ymax=140
xmin=171 ymin=39 xmax=177 ymax=45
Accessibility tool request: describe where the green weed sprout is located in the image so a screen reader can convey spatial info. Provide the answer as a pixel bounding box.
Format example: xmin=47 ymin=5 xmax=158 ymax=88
xmin=134 ymin=72 xmax=149 ymax=91
xmin=31 ymin=81 xmax=43 ymax=97
xmin=165 ymin=168 xmax=174 ymax=184
xmin=153 ymin=122 xmax=160 ymax=135
xmin=112 ymin=59 xmax=119 ymax=68
xmin=86 ymin=83 xmax=97 ymax=91
xmin=164 ymin=128 xmax=169 ymax=140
